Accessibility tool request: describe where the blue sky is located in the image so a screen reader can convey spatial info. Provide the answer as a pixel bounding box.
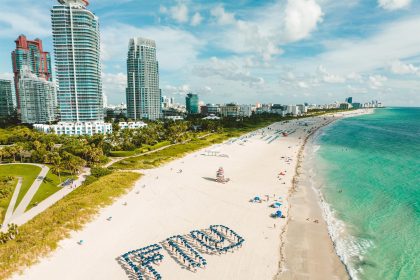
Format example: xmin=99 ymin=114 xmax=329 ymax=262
xmin=0 ymin=0 xmax=419 ymax=106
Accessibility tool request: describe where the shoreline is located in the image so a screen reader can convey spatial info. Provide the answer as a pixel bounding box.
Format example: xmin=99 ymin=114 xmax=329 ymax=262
xmin=275 ymin=109 xmax=373 ymax=280
xmin=10 ymin=110 xmax=370 ymax=280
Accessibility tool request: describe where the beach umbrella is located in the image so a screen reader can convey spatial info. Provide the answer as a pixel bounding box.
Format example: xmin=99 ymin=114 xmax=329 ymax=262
xmin=254 ymin=196 xmax=260 ymax=201
xmin=275 ymin=210 xmax=282 ymax=217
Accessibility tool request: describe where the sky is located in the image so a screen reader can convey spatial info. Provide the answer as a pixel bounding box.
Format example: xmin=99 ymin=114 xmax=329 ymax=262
xmin=0 ymin=0 xmax=419 ymax=106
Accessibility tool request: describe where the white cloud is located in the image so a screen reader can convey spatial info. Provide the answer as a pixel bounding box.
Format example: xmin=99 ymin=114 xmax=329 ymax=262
xmin=0 ymin=7 xmax=51 ymax=37
xmin=170 ymin=3 xmax=189 ymax=23
xmin=102 ymin=72 xmax=127 ymax=104
xmin=317 ymin=65 xmax=346 ymax=83
xmin=191 ymin=12 xmax=203 ymax=26
xmin=159 ymin=5 xmax=168 ymax=13
xmin=346 ymin=72 xmax=363 ymax=82
xmin=390 ymin=60 xmax=419 ymax=75
xmin=160 ymin=3 xmax=189 ymax=23
xmin=369 ymin=74 xmax=388 ymax=89
xmin=347 ymin=85 xmax=368 ymax=94
xmin=210 ymin=6 xmax=236 ymax=25
xmin=378 ymin=0 xmax=411 ymax=10
xmin=298 ymin=81 xmax=309 ymax=88
xmin=284 ymin=0 xmax=324 ymax=41
xmin=163 ymin=84 xmax=191 ymax=95
xmin=101 ymin=24 xmax=203 ymax=71
xmin=302 ymin=17 xmax=420 ymax=74
xmin=210 ymin=0 xmax=323 ymax=63
xmin=193 ymin=57 xmax=265 ymax=87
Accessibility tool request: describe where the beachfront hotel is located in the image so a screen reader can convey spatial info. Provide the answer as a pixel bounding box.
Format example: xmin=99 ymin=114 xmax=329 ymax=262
xmin=51 ymin=0 xmax=104 ymax=122
xmin=126 ymin=37 xmax=162 ymax=120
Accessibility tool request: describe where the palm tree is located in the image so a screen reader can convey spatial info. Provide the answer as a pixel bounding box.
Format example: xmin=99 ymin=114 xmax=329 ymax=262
xmin=50 ymin=153 xmax=62 ymax=183
xmin=8 ymin=146 xmax=17 ymax=162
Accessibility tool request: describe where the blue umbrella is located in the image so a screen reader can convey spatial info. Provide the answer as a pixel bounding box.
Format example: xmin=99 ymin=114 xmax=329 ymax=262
xmin=275 ymin=210 xmax=282 ymax=217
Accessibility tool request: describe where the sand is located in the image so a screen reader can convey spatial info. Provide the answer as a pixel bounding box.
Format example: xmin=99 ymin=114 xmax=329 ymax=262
xmin=10 ymin=110 xmax=370 ymax=280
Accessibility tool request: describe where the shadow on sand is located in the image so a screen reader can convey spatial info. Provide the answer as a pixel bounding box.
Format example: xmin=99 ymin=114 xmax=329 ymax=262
xmin=202 ymin=177 xmax=218 ymax=182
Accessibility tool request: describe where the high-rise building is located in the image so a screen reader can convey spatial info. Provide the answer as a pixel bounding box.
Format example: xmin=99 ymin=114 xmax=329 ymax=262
xmin=0 ymin=80 xmax=14 ymax=119
xmin=126 ymin=37 xmax=161 ymax=120
xmin=345 ymin=97 xmax=353 ymax=104
xmin=51 ymin=0 xmax=103 ymax=122
xmin=18 ymin=67 xmax=57 ymax=124
xmin=11 ymin=35 xmax=52 ymax=111
xmin=186 ymin=93 xmax=199 ymax=114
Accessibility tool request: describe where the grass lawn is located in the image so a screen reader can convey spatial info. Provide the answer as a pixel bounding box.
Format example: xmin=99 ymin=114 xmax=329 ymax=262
xmin=26 ymin=170 xmax=75 ymax=211
xmin=0 ymin=164 xmax=41 ymax=211
xmin=0 ymin=171 xmax=141 ymax=279
xmin=110 ymin=120 xmax=289 ymax=170
xmin=109 ymin=140 xmax=172 ymax=157
xmin=111 ymin=133 xmax=233 ymax=170
xmin=109 ymin=150 xmax=136 ymax=157
xmin=0 ymin=176 xmax=18 ymax=224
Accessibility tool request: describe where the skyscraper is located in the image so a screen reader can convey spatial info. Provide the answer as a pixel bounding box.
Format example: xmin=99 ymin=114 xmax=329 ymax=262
xmin=0 ymin=80 xmax=14 ymax=120
xmin=126 ymin=38 xmax=161 ymax=120
xmin=18 ymin=67 xmax=57 ymax=124
xmin=51 ymin=0 xmax=103 ymax=122
xmin=11 ymin=35 xmax=52 ymax=111
xmin=186 ymin=93 xmax=199 ymax=114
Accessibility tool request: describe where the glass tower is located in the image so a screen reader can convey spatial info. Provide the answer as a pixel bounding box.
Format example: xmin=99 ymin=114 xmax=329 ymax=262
xmin=51 ymin=0 xmax=103 ymax=122
xmin=126 ymin=38 xmax=162 ymax=120
xmin=11 ymin=35 xmax=52 ymax=111
xmin=186 ymin=93 xmax=199 ymax=114
xmin=0 ymin=80 xmax=14 ymax=119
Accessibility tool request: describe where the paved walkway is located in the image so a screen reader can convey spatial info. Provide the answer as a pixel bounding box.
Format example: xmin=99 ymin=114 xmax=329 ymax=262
xmin=12 ymin=164 xmax=49 ymax=218
xmin=1 ymin=177 xmax=22 ymax=231
xmin=10 ymin=167 xmax=91 ymax=227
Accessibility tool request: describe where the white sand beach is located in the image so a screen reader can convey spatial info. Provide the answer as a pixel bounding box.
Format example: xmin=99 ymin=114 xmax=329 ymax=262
xmin=11 ymin=110 xmax=370 ymax=280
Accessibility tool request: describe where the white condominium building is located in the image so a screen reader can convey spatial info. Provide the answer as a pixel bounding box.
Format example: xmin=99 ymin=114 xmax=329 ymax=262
xmin=34 ymin=121 xmax=112 ymax=136
xmin=126 ymin=37 xmax=162 ymax=120
xmin=18 ymin=68 xmax=57 ymax=124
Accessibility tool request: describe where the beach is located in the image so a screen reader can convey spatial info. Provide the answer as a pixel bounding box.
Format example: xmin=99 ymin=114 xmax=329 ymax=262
xmin=10 ymin=110 xmax=369 ymax=280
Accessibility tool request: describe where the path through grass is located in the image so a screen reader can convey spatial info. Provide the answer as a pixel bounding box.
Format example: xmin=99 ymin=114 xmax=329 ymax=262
xmin=0 ymin=164 xmax=41 ymax=211
xmin=0 ymin=171 xmax=140 ymax=279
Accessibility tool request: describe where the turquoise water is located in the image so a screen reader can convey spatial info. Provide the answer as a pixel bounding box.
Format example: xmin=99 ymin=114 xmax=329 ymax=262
xmin=315 ymin=108 xmax=420 ymax=280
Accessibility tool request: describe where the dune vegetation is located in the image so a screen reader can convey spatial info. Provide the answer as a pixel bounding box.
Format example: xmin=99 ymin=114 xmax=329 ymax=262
xmin=0 ymin=171 xmax=140 ymax=279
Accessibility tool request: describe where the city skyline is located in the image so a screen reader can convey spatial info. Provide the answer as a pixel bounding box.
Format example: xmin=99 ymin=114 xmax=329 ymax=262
xmin=0 ymin=0 xmax=419 ymax=106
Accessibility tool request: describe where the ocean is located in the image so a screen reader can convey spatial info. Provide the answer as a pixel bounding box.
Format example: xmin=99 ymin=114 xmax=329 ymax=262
xmin=312 ymin=108 xmax=420 ymax=280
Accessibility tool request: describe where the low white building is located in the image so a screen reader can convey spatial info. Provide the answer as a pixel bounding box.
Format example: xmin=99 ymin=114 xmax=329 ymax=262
xmin=297 ymin=104 xmax=308 ymax=114
xmin=203 ymin=114 xmax=221 ymax=120
xmin=286 ymin=105 xmax=301 ymax=116
xmin=239 ymin=105 xmax=253 ymax=117
xmin=34 ymin=122 xmax=113 ymax=136
xmin=118 ymin=121 xmax=147 ymax=129
xmin=166 ymin=116 xmax=184 ymax=121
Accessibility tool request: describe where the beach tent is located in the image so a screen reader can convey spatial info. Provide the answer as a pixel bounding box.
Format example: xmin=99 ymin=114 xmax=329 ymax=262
xmin=272 ymin=202 xmax=282 ymax=208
